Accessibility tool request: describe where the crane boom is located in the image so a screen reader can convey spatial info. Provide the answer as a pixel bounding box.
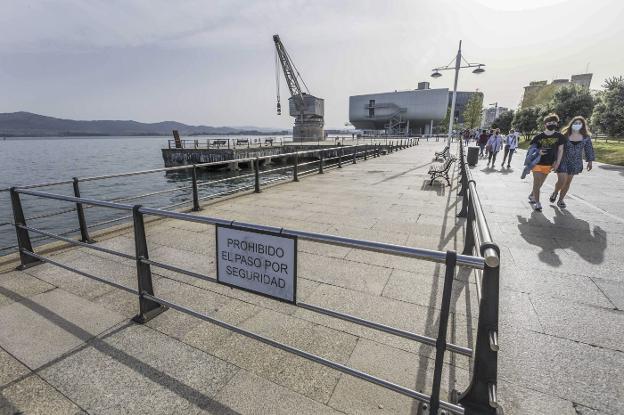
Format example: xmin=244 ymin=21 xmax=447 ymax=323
xmin=273 ymin=34 xmax=305 ymax=113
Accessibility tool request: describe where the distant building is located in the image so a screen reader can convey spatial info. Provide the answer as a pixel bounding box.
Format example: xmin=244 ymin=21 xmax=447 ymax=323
xmin=349 ymin=82 xmax=448 ymax=135
xmin=481 ymin=106 xmax=509 ymax=128
xmin=521 ymin=73 xmax=592 ymax=108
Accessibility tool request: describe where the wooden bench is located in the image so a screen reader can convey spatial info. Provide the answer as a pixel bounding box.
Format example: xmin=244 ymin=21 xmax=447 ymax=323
xmin=236 ymin=139 xmax=249 ymax=146
xmin=434 ymin=146 xmax=450 ymax=161
xmin=428 ymin=156 xmax=456 ymax=186
xmin=212 ymin=139 xmax=227 ymax=147
xmin=265 ymin=138 xmax=274 ymax=146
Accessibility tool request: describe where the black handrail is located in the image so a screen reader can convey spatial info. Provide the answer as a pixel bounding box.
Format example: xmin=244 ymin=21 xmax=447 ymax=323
xmin=455 ymin=139 xmax=501 ymax=414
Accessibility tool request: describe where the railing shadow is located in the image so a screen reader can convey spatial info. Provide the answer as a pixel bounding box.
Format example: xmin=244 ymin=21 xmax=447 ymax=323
xmin=0 ymin=286 xmax=242 ymax=415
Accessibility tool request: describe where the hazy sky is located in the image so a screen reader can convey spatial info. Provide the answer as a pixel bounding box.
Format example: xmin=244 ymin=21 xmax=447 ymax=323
xmin=1 ymin=0 xmax=623 ymax=129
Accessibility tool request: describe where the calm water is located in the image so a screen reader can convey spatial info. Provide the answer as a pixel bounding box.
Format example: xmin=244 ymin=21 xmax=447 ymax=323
xmin=0 ymin=136 xmax=294 ymax=254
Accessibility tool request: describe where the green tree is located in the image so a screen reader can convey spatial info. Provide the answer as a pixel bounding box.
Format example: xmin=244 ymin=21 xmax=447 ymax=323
xmin=492 ymin=110 xmax=514 ymax=132
xmin=435 ymin=107 xmax=451 ymax=134
xmin=512 ymin=106 xmax=542 ymax=139
xmin=547 ymin=84 xmax=594 ymax=125
xmin=462 ymin=93 xmax=484 ymax=129
xmin=592 ymin=76 xmax=624 ymax=137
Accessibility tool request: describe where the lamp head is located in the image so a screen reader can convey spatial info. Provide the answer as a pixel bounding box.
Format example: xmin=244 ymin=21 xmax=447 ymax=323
xmin=431 ymin=70 xmax=442 ymax=78
xmin=472 ymin=65 xmax=485 ymax=74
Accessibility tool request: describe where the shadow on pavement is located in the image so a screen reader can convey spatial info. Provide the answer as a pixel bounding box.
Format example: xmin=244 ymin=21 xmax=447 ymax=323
xmin=0 ymin=286 xmax=242 ymax=415
xmin=515 ymin=207 xmax=607 ymax=267
xmin=551 ymin=206 xmax=607 ymax=264
xmin=598 ymin=164 xmax=624 ymax=176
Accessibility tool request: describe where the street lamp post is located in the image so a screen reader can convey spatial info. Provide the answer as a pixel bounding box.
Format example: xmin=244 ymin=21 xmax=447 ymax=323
xmin=431 ymin=40 xmax=485 ymax=146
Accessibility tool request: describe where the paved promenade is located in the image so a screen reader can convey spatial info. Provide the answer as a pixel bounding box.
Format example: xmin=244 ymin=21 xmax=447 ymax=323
xmin=0 ymin=140 xmax=622 ymax=414
xmin=469 ymin=146 xmax=624 ymax=415
xmin=0 ymin=141 xmax=473 ymax=415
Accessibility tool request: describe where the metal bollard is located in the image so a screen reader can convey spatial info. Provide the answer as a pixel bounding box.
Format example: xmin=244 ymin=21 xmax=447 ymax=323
xmin=254 ymin=158 xmax=261 ymax=193
xmin=293 ymin=153 xmax=299 ymax=182
xmin=132 ymin=205 xmax=168 ymax=324
xmin=191 ymin=166 xmax=201 ymax=211
xmin=338 ymin=148 xmax=343 ymax=168
xmin=10 ymin=188 xmax=41 ymax=270
xmin=73 ymin=177 xmax=94 ymax=243
xmin=319 ymin=150 xmax=324 ymax=174
xmin=352 ymin=146 xmax=357 ymax=164
xmin=364 ymin=145 xmax=368 ymax=160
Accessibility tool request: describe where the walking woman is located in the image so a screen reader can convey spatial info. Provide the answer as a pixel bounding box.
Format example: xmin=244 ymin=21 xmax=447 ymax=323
xmin=486 ymin=128 xmax=504 ymax=168
xmin=549 ymin=116 xmax=595 ymax=208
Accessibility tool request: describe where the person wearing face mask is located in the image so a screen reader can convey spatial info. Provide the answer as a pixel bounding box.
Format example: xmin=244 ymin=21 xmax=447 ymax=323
xmin=527 ymin=113 xmax=566 ymax=211
xmin=549 ymin=116 xmax=595 ymax=208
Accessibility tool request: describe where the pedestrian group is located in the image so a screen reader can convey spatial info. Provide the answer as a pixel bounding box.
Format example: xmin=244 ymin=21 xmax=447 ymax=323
xmin=460 ymin=112 xmax=594 ymax=211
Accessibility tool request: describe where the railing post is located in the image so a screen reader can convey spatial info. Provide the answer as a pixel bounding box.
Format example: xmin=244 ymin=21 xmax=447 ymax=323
xmin=429 ymin=250 xmax=457 ymax=415
xmin=459 ymin=244 xmax=500 ymax=415
xmin=319 ymin=149 xmax=324 ymax=174
xmin=191 ymin=165 xmax=201 ymax=211
xmin=254 ymin=157 xmax=261 ymax=193
xmin=462 ymin=189 xmax=476 ymax=255
xmin=338 ymin=148 xmax=343 ymax=168
xmin=10 ymin=188 xmax=42 ymax=270
xmin=132 ymin=205 xmax=167 ymax=323
xmin=376 ymin=144 xmax=380 ymax=157
xmin=293 ymin=152 xmax=299 ymax=182
xmin=364 ymin=145 xmax=368 ymax=160
xmin=352 ymin=145 xmax=357 ymax=164
xmin=72 ymin=177 xmax=94 ymax=243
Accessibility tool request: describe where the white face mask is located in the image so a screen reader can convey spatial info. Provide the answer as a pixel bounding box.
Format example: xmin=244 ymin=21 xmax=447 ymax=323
xmin=572 ymin=122 xmax=583 ymax=131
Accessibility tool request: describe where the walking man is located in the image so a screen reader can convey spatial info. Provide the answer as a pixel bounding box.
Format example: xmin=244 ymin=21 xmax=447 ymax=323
xmin=528 ymin=114 xmax=566 ymax=212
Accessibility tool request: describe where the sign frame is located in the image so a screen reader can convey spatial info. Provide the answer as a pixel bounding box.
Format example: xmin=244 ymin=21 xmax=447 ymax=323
xmin=215 ymin=224 xmax=298 ymax=304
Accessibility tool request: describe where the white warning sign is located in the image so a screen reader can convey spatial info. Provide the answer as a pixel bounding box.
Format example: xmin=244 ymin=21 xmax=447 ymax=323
xmin=216 ymin=225 xmax=297 ymax=303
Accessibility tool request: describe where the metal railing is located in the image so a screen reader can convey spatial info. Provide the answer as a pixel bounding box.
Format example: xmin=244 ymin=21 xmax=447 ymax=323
xmin=10 ymin=192 xmax=481 ymax=414
xmin=1 ymin=141 xmax=415 ymax=254
xmin=5 ymin=136 xmax=500 ymax=413
xmin=456 ymin=138 xmax=501 ymax=414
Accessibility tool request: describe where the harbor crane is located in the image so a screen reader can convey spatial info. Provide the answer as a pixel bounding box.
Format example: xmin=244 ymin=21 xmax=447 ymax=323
xmin=273 ymin=34 xmax=324 ymax=141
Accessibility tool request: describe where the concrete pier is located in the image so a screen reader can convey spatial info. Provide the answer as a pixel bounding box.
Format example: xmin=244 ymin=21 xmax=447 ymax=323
xmin=1 ymin=140 xmax=621 ymax=414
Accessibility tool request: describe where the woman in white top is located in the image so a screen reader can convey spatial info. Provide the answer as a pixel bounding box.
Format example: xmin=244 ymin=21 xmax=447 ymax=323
xmin=486 ymin=128 xmax=504 ymax=168
xmin=501 ymin=129 xmax=519 ymax=168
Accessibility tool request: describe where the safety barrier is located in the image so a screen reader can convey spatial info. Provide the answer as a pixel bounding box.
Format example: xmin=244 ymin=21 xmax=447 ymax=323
xmin=456 ymin=138 xmax=501 ymax=414
xmin=0 ymin=140 xmax=416 ymax=254
xmin=7 ymin=137 xmax=500 ymax=413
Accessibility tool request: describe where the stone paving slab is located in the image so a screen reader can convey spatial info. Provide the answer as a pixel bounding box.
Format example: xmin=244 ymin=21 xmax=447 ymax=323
xmin=0 ymin=347 xmax=29 ymax=387
xmin=0 ymin=288 xmax=125 ymax=369
xmin=38 ymin=323 xmax=240 ymax=415
xmin=0 ymin=374 xmax=85 ymax=415
xmin=213 ymin=370 xmax=344 ymax=415
xmin=0 ymin=270 xmax=54 ymax=307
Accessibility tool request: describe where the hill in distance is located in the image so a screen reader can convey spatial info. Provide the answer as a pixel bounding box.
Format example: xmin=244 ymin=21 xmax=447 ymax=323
xmin=0 ymin=112 xmax=287 ymax=137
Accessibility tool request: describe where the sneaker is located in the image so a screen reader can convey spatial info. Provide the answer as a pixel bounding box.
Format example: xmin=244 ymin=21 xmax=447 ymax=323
xmin=507 ymin=164 xmax=511 ymax=168
xmin=549 ymin=192 xmax=558 ymax=203
xmin=557 ymin=200 xmax=566 ymax=208
xmin=528 ymin=194 xmax=536 ymax=204
xmin=534 ymin=202 xmax=542 ymax=211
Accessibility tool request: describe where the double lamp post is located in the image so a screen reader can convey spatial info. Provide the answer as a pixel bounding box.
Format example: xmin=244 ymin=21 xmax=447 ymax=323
xmin=431 ymin=40 xmax=486 ymax=145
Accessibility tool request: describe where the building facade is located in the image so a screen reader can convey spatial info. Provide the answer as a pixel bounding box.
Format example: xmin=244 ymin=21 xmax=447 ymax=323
xmin=349 ymin=83 xmax=449 ymax=135
xmin=521 ymin=73 xmax=593 ymax=108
